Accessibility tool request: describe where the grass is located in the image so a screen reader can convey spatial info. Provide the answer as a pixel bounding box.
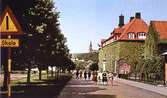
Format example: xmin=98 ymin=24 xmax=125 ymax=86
xmin=12 ymin=71 xmax=55 ymax=84
xmin=1 ymin=72 xmax=72 ymax=98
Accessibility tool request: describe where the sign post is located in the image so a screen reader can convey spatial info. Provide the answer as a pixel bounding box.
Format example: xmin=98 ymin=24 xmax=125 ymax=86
xmin=7 ymin=35 xmax=12 ymax=98
xmin=0 ymin=6 xmax=24 ymax=98
xmin=165 ymin=63 xmax=167 ymax=84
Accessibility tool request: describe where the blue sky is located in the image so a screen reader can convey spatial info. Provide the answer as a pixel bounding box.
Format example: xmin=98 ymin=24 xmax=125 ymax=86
xmin=56 ymin=0 xmax=167 ymax=53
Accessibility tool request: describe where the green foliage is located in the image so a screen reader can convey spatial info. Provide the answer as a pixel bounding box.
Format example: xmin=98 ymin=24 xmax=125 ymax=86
xmin=75 ymin=60 xmax=86 ymax=70
xmin=74 ymin=52 xmax=98 ymax=70
xmin=89 ymin=62 xmax=99 ymax=71
xmin=118 ymin=41 xmax=144 ymax=74
xmin=1 ymin=0 xmax=72 ymax=70
xmin=98 ymin=42 xmax=120 ymax=72
xmin=142 ymin=25 xmax=164 ymax=80
xmin=99 ymin=41 xmax=144 ymax=73
xmin=76 ymin=52 xmax=98 ymax=62
xmin=144 ymin=25 xmax=160 ymax=58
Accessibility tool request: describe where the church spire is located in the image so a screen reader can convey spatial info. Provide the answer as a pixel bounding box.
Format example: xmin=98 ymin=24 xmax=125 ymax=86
xmin=89 ymin=41 xmax=93 ymax=53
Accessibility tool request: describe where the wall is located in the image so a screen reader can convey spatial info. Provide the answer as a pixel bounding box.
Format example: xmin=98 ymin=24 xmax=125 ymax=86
xmin=98 ymin=40 xmax=144 ymax=73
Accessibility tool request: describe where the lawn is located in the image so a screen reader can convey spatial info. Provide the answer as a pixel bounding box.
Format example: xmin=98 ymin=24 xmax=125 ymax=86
xmin=1 ymin=72 xmax=72 ymax=98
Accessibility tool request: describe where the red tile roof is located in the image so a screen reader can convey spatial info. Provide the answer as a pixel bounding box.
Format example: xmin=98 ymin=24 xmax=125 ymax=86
xmin=119 ymin=18 xmax=148 ymax=40
xmin=151 ymin=21 xmax=167 ymax=40
xmin=101 ymin=18 xmax=149 ymax=46
xmin=113 ymin=27 xmax=123 ymax=34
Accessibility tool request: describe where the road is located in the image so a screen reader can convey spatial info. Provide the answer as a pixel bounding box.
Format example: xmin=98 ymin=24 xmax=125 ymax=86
xmin=58 ymin=78 xmax=167 ymax=98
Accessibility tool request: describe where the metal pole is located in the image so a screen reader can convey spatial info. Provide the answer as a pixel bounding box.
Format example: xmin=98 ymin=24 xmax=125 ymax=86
xmin=165 ymin=63 xmax=167 ymax=85
xmin=7 ymin=35 xmax=12 ymax=98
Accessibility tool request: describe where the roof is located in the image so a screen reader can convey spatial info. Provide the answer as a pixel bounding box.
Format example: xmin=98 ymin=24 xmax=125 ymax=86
xmin=118 ymin=18 xmax=148 ymax=40
xmin=151 ymin=21 xmax=167 ymax=40
xmin=101 ymin=18 xmax=148 ymax=46
xmin=102 ymin=27 xmax=122 ymax=44
xmin=113 ymin=27 xmax=123 ymax=34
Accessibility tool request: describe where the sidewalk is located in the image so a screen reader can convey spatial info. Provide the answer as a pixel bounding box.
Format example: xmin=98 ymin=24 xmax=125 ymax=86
xmin=115 ymin=78 xmax=167 ymax=96
xmin=58 ymin=78 xmax=166 ymax=98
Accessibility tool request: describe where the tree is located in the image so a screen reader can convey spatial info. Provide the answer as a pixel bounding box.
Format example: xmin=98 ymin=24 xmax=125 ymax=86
xmin=2 ymin=0 xmax=71 ymax=84
xmin=143 ymin=24 xmax=164 ymax=81
xmin=1 ymin=0 xmax=35 ymax=88
xmin=144 ymin=25 xmax=159 ymax=59
xmin=23 ymin=0 xmax=70 ymax=80
xmin=89 ymin=62 xmax=99 ymax=71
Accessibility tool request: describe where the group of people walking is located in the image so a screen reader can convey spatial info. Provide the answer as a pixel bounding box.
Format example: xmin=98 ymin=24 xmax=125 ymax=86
xmin=73 ymin=70 xmax=115 ymax=86
xmin=75 ymin=70 xmax=92 ymax=80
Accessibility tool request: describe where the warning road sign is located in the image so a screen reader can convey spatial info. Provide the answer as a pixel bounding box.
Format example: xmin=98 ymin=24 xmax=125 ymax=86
xmin=0 ymin=39 xmax=19 ymax=47
xmin=0 ymin=6 xmax=24 ymax=35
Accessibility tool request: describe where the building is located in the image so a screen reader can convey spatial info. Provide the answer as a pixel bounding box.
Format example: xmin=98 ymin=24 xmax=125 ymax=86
xmin=99 ymin=12 xmax=148 ymax=74
xmin=150 ymin=21 xmax=167 ymax=54
xmin=150 ymin=21 xmax=167 ymax=82
xmin=99 ymin=13 xmax=167 ymax=75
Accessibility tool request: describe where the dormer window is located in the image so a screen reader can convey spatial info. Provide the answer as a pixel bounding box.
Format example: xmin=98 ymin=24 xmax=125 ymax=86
xmin=138 ymin=32 xmax=146 ymax=39
xmin=128 ymin=32 xmax=135 ymax=39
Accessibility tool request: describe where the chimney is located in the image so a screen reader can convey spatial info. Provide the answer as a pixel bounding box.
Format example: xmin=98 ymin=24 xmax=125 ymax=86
xmin=135 ymin=12 xmax=141 ymax=19
xmin=130 ymin=16 xmax=134 ymax=22
xmin=118 ymin=14 xmax=124 ymax=27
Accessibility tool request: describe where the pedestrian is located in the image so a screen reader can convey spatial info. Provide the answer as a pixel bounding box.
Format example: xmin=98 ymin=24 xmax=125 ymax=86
xmin=76 ymin=70 xmax=79 ymax=79
xmin=93 ymin=71 xmax=98 ymax=85
xmin=97 ymin=72 xmax=102 ymax=85
xmin=102 ymin=71 xmax=108 ymax=85
xmin=108 ymin=72 xmax=114 ymax=86
xmin=88 ymin=71 xmax=91 ymax=80
xmin=79 ymin=70 xmax=83 ymax=79
xmin=72 ymin=70 xmax=76 ymax=79
xmin=84 ymin=70 xmax=87 ymax=80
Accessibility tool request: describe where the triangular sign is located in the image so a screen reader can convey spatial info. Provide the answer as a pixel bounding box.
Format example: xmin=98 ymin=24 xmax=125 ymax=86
xmin=0 ymin=6 xmax=24 ymax=35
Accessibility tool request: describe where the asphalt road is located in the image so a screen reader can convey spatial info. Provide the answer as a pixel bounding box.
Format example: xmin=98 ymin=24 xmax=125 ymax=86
xmin=58 ymin=78 xmax=167 ymax=98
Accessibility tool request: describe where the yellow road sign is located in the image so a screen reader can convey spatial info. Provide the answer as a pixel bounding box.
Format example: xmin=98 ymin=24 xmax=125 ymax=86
xmin=0 ymin=39 xmax=19 ymax=47
xmin=0 ymin=6 xmax=24 ymax=35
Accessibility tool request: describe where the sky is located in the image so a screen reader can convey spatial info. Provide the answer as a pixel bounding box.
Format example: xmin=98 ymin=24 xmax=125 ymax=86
xmin=55 ymin=0 xmax=167 ymax=53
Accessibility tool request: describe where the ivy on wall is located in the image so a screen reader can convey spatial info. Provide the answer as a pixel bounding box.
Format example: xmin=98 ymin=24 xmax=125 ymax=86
xmin=99 ymin=41 xmax=144 ymax=73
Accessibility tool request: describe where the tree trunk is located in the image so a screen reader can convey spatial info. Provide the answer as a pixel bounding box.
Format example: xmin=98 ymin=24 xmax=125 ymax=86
xmin=55 ymin=67 xmax=57 ymax=79
xmin=59 ymin=67 xmax=61 ymax=78
xmin=47 ymin=68 xmax=49 ymax=79
xmin=51 ymin=66 xmax=54 ymax=77
xmin=27 ymin=64 xmax=31 ymax=83
xmin=39 ymin=68 xmax=42 ymax=80
xmin=3 ymin=64 xmax=8 ymax=90
xmin=57 ymin=67 xmax=60 ymax=79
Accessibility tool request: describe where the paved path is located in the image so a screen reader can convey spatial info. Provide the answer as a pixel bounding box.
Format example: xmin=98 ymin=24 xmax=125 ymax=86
xmin=58 ymin=78 xmax=167 ymax=98
xmin=116 ymin=78 xmax=167 ymax=96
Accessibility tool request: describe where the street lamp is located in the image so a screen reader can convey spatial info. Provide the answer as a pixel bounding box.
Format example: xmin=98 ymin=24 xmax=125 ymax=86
xmin=102 ymin=58 xmax=106 ymax=72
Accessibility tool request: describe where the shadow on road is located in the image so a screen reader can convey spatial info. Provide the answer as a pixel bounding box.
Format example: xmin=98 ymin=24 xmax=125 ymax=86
xmin=59 ymin=86 xmax=116 ymax=98
xmin=60 ymin=94 xmax=116 ymax=98
xmin=58 ymin=80 xmax=116 ymax=98
xmin=1 ymin=75 xmax=72 ymax=98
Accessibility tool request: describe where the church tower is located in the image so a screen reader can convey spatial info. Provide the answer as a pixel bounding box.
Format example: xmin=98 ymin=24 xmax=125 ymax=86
xmin=89 ymin=41 xmax=93 ymax=53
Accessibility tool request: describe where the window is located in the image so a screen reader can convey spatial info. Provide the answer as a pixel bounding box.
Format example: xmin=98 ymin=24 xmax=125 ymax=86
xmin=138 ymin=32 xmax=146 ymax=39
xmin=128 ymin=32 xmax=135 ymax=39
